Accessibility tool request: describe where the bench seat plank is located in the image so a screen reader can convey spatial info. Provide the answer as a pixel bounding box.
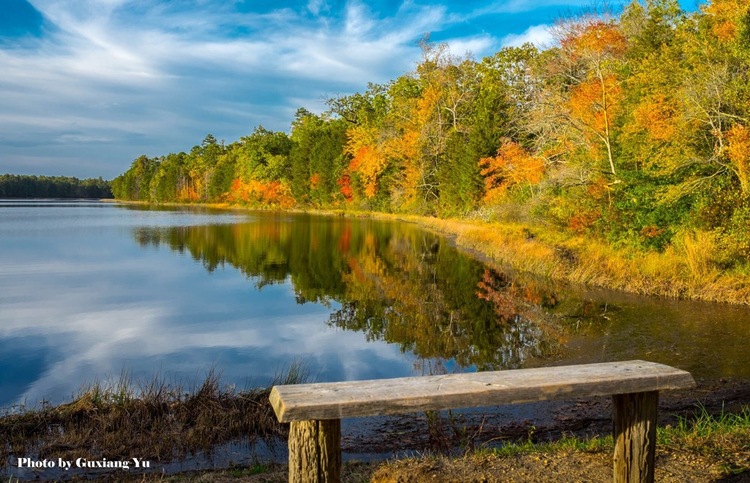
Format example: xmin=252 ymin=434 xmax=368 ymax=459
xmin=270 ymin=360 xmax=695 ymax=422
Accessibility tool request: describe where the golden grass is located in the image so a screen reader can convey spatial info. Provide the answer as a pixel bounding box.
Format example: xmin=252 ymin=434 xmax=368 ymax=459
xmin=112 ymin=200 xmax=750 ymax=303
xmin=376 ymin=213 xmax=750 ymax=304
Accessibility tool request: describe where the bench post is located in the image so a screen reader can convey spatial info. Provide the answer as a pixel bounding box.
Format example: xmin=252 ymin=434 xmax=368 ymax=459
xmin=288 ymin=419 xmax=341 ymax=483
xmin=612 ymin=391 xmax=658 ymax=483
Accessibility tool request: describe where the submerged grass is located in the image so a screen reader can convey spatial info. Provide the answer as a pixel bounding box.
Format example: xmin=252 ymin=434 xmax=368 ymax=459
xmin=0 ymin=363 xmax=308 ymax=468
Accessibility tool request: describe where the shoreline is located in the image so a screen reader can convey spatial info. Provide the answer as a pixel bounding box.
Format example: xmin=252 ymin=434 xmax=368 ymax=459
xmin=109 ymin=199 xmax=750 ymax=304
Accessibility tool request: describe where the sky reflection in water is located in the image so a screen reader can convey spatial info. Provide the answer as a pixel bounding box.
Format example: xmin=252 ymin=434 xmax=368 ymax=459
xmin=0 ymin=202 xmax=504 ymax=407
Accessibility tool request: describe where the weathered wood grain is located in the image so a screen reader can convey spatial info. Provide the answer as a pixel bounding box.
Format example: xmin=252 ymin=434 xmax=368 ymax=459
xmin=613 ymin=391 xmax=659 ymax=483
xmin=288 ymin=419 xmax=341 ymax=483
xmin=270 ymin=360 xmax=695 ymax=422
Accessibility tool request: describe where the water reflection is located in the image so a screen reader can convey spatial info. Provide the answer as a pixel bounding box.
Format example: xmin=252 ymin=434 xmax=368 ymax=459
xmin=133 ymin=214 xmax=560 ymax=372
xmin=548 ymin=290 xmax=750 ymax=381
xmin=133 ymin=210 xmax=750 ymax=383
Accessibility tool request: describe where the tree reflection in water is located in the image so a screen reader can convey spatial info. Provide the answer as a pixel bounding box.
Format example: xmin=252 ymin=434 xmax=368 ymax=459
xmin=133 ymin=213 xmax=567 ymax=372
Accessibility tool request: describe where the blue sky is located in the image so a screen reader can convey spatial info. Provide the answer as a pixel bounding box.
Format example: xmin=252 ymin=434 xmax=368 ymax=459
xmin=1 ymin=0 xmax=698 ymax=179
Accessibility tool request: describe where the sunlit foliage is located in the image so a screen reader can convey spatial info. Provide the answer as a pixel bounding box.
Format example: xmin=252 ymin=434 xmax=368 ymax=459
xmin=112 ymin=0 xmax=750 ymax=268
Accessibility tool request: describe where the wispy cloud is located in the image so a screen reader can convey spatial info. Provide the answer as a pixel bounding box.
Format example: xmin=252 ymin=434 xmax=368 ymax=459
xmin=0 ymin=0 xmax=597 ymax=178
xmin=501 ymin=24 xmax=554 ymax=48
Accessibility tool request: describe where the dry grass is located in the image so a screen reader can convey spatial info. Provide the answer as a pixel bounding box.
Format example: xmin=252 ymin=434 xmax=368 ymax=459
xmin=372 ymin=213 xmax=750 ymax=304
xmin=0 ymin=365 xmax=307 ymax=468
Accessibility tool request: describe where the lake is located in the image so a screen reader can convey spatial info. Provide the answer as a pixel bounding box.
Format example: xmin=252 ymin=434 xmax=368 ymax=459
xmin=1 ymin=200 xmax=749 ymax=409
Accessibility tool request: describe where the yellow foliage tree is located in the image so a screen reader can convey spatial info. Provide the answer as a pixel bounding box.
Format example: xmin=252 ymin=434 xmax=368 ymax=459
xmin=345 ymin=125 xmax=385 ymax=199
xmin=703 ymin=0 xmax=748 ymax=41
xmin=726 ymin=124 xmax=750 ymax=194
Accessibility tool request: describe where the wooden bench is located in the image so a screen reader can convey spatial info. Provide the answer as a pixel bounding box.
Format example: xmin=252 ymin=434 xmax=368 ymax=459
xmin=270 ymin=360 xmax=695 ymax=483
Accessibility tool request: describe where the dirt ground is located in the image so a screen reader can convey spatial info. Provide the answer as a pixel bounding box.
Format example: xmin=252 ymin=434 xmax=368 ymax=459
xmin=366 ymin=450 xmax=749 ymax=483
xmin=93 ymin=379 xmax=749 ymax=482
xmin=118 ymin=448 xmax=747 ymax=482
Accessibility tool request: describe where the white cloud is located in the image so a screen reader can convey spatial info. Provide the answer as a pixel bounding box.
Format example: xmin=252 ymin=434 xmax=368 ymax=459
xmin=1 ymin=1 xmax=577 ymax=177
xmin=501 ymin=24 xmax=554 ymax=48
xmin=308 ymin=0 xmax=322 ymax=16
xmin=443 ymin=35 xmax=497 ymax=59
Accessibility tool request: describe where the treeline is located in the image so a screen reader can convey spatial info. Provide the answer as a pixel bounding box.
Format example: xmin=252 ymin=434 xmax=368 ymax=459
xmin=113 ymin=0 xmax=750 ymax=268
xmin=0 ymin=174 xmax=112 ymax=199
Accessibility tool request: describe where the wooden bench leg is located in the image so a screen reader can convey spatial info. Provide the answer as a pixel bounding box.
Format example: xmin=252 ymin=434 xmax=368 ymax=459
xmin=288 ymin=419 xmax=341 ymax=483
xmin=612 ymin=391 xmax=658 ymax=483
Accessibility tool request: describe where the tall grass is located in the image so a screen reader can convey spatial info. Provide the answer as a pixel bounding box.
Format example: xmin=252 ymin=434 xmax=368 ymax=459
xmin=676 ymin=230 xmax=719 ymax=282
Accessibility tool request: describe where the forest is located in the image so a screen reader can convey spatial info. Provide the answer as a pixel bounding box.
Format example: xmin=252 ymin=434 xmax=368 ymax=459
xmin=112 ymin=0 xmax=750 ymax=277
xmin=0 ymin=174 xmax=112 ymax=199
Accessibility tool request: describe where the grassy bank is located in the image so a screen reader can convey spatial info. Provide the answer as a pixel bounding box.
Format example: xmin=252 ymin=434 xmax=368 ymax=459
xmin=109 ymin=199 xmax=750 ymax=304
xmin=334 ymin=211 xmax=750 ymax=305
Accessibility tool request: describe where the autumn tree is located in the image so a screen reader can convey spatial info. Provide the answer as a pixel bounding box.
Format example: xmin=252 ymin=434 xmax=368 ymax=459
xmin=461 ymin=44 xmax=540 ymax=214
xmin=149 ymin=152 xmax=187 ymax=202
xmin=561 ymin=19 xmax=626 ymax=176
xmin=479 ymin=140 xmax=545 ymax=203
xmin=111 ymin=155 xmax=158 ymax=201
xmin=290 ymin=109 xmax=350 ymax=206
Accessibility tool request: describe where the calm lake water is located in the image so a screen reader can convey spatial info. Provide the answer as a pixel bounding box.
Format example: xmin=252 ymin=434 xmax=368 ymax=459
xmin=1 ymin=200 xmax=749 ymax=409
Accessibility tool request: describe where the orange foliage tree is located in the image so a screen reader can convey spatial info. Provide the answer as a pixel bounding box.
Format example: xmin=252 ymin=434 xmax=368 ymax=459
xmin=479 ymin=140 xmax=544 ymax=203
xmin=562 ymin=20 xmax=627 ymax=175
xmin=555 ymin=20 xmax=627 ymax=175
xmin=345 ymin=125 xmax=386 ymax=199
xmin=336 ymin=174 xmax=354 ymax=202
xmin=226 ymin=178 xmax=294 ymax=208
xmin=703 ymin=0 xmax=748 ymax=41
